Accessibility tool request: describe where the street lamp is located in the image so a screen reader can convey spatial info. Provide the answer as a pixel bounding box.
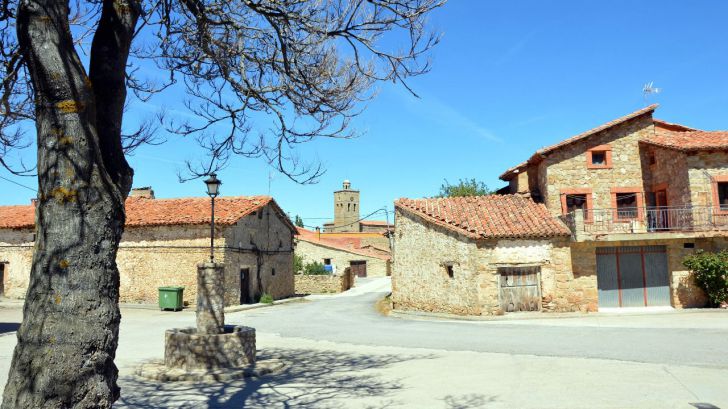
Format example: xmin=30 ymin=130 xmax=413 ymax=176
xmin=204 ymin=173 xmax=222 ymax=262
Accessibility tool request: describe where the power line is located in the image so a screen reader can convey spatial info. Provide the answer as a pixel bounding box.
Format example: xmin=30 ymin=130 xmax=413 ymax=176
xmin=0 ymin=175 xmax=37 ymax=193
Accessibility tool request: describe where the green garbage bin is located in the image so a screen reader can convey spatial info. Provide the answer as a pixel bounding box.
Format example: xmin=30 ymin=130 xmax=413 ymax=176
xmin=158 ymin=286 xmax=185 ymax=311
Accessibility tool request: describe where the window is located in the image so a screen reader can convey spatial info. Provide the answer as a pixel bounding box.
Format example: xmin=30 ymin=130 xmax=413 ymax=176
xmin=323 ymin=258 xmax=331 ymax=265
xmin=586 ymin=145 xmax=612 ymax=169
xmin=445 ymin=264 xmax=454 ymax=278
xmin=590 ymin=151 xmax=606 ymax=166
xmin=718 ymin=182 xmax=728 ymax=210
xmin=615 ymin=193 xmax=638 ymax=219
xmin=648 ymin=152 xmax=656 ymax=166
xmin=271 ymin=268 xmax=276 ymax=276
xmin=560 ymin=189 xmax=592 ymax=220
xmin=565 ymin=194 xmax=588 ymax=214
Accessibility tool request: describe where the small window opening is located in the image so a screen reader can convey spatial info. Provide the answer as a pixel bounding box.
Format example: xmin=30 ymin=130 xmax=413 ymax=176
xmin=323 ymin=258 xmax=331 ymax=265
xmin=684 ymin=242 xmax=695 ymax=249
xmin=565 ymin=194 xmax=588 ymax=217
xmin=616 ymin=193 xmax=638 ymax=219
xmin=347 ymin=203 xmax=351 ymax=211
xmin=648 ymin=152 xmax=656 ymax=166
xmin=445 ymin=264 xmax=454 ymax=278
xmin=272 ymin=268 xmax=276 ymax=276
xmin=718 ymin=182 xmax=728 ymax=210
xmin=257 ymin=211 xmax=263 ymax=219
xmin=591 ymin=151 xmax=606 ymax=166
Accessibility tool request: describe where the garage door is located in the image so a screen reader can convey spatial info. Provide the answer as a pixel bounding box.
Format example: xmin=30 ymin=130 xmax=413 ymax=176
xmin=596 ymin=246 xmax=670 ymax=308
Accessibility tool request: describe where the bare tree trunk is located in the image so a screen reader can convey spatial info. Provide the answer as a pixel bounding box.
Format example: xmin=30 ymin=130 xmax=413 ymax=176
xmin=2 ymin=0 xmax=137 ymax=407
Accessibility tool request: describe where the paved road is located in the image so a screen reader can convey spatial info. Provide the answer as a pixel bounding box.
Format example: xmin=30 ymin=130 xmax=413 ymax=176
xmin=228 ymin=278 xmax=728 ymax=369
xmin=2 ymin=280 xmax=728 ymax=408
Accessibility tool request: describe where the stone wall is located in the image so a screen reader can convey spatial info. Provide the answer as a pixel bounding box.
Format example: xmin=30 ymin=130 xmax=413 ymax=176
xmin=0 ymin=202 xmax=295 ymax=306
xmin=295 ymin=239 xmax=390 ymax=277
xmin=687 ymin=151 xmax=728 ymax=207
xmin=0 ymin=229 xmax=34 ymax=298
xmin=538 ymin=115 xmax=654 ymax=215
xmin=646 ymin=146 xmax=691 ymax=207
xmin=392 ymin=209 xmax=585 ymax=315
xmin=294 ymin=269 xmax=353 ymax=294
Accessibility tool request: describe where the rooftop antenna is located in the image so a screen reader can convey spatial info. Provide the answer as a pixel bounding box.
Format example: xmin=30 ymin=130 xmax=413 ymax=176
xmin=643 ymin=81 xmax=661 ymax=101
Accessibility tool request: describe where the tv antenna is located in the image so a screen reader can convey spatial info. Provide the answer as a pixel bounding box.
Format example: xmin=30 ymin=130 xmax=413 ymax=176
xmin=642 ymin=81 xmax=661 ymax=100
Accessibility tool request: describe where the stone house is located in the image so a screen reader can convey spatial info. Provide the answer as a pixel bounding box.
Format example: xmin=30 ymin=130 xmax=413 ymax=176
xmin=295 ymin=227 xmax=391 ymax=278
xmin=395 ymin=104 xmax=724 ymax=315
xmin=0 ymin=195 xmax=296 ymax=306
xmin=392 ymin=195 xmax=577 ymax=315
xmin=500 ymin=104 xmax=724 ymax=310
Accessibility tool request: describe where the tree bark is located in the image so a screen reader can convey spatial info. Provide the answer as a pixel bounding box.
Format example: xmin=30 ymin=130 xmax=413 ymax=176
xmin=2 ymin=0 xmax=137 ymax=407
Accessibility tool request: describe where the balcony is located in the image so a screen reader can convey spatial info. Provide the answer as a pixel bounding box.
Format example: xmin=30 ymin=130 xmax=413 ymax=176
xmin=560 ymin=206 xmax=728 ymax=241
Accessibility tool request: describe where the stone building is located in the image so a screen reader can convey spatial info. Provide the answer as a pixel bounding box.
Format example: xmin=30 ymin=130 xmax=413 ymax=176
xmin=393 ymin=195 xmax=577 ymax=315
xmin=322 ymin=180 xmax=393 ymax=239
xmin=0 ymin=195 xmax=296 ymax=306
xmin=395 ymin=105 xmax=724 ymax=315
xmin=295 ymin=227 xmax=391 ymax=278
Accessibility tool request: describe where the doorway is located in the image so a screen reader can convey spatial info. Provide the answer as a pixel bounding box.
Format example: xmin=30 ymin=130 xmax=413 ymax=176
xmin=350 ymin=260 xmax=367 ymax=278
xmin=239 ymin=268 xmax=251 ymax=304
xmin=0 ymin=263 xmax=5 ymax=297
xmin=498 ymin=266 xmax=541 ymax=312
xmin=596 ymin=246 xmax=670 ymax=308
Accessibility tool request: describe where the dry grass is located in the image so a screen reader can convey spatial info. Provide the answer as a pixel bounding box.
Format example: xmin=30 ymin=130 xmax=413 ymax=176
xmin=375 ymin=294 xmax=393 ymax=316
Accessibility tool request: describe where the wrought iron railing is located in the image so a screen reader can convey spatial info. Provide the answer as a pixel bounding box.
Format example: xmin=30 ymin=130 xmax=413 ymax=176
xmin=560 ymin=206 xmax=728 ymax=238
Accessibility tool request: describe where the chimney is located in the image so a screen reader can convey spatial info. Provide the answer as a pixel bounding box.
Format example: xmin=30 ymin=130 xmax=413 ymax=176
xmin=130 ymin=186 xmax=155 ymax=199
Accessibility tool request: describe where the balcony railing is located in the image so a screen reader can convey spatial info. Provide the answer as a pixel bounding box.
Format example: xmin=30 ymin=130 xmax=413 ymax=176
xmin=560 ymin=206 xmax=728 ymax=239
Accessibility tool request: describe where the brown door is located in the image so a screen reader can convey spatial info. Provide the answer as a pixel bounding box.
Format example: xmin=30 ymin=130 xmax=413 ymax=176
xmin=653 ymin=190 xmax=669 ymax=230
xmin=498 ymin=267 xmax=541 ymax=312
xmin=0 ymin=263 xmax=4 ymax=297
xmin=239 ymin=268 xmax=250 ymax=304
xmin=350 ymin=261 xmax=367 ymax=278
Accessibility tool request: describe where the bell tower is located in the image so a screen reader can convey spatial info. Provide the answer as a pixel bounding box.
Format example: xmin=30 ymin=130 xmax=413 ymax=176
xmin=333 ymin=180 xmax=360 ymax=232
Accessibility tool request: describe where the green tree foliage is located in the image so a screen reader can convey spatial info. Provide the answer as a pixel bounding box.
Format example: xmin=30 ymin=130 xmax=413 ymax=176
xmin=294 ymin=215 xmax=305 ymax=228
xmin=683 ymin=250 xmax=728 ymax=306
xmin=303 ymin=261 xmax=329 ymax=275
xmin=293 ymin=254 xmax=305 ymax=274
xmin=437 ymin=178 xmax=492 ymax=197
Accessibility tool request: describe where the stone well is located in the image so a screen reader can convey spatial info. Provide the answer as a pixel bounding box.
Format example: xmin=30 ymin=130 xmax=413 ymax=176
xmin=138 ymin=262 xmax=276 ymax=381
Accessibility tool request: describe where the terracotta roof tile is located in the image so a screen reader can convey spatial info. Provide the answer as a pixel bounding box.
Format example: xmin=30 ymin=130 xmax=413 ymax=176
xmin=0 ymin=196 xmax=294 ymax=230
xmin=500 ymin=105 xmax=658 ymax=180
xmin=295 ymin=227 xmax=391 ymax=260
xmin=642 ymin=126 xmax=728 ymax=152
xmin=395 ymin=195 xmax=570 ymax=239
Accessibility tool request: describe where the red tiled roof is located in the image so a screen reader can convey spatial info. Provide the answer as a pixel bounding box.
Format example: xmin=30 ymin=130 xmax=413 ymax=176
xmin=0 ymin=196 xmax=295 ymax=231
xmin=360 ymin=220 xmax=391 ymax=226
xmin=643 ymin=129 xmax=728 ymax=152
xmin=295 ymin=227 xmax=391 ymax=260
xmin=500 ymin=105 xmax=658 ymax=180
xmin=395 ymin=195 xmax=570 ymax=239
xmin=0 ymin=205 xmax=35 ymax=229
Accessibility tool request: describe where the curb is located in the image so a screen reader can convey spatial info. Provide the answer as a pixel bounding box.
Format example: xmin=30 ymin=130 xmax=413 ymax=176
xmin=224 ymin=296 xmax=306 ymax=313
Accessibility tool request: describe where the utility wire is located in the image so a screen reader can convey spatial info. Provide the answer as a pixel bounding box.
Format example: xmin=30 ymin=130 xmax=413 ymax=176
xmin=0 ymin=175 xmax=37 ymax=193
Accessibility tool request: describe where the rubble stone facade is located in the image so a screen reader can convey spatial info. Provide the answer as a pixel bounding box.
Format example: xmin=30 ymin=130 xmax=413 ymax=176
xmin=0 ymin=201 xmax=295 ymax=306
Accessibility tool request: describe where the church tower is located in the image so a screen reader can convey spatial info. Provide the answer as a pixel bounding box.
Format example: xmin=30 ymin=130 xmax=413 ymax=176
xmin=333 ymin=180 xmax=360 ymax=232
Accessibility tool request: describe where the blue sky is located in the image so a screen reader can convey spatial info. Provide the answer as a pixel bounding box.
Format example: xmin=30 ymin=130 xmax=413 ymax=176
xmin=3 ymin=1 xmax=728 ymax=228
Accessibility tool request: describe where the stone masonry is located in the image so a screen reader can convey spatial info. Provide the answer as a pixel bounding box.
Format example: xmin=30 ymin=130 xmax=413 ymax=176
xmin=392 ymin=209 xmax=589 ymax=316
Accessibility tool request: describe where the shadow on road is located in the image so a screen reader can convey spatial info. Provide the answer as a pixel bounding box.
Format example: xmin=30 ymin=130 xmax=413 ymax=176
xmin=0 ymin=323 xmax=20 ymax=335
xmin=117 ymin=347 xmax=451 ymax=408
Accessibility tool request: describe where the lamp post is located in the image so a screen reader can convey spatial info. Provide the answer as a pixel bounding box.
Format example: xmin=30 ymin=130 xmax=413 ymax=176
xmin=204 ymin=173 xmax=222 ymax=262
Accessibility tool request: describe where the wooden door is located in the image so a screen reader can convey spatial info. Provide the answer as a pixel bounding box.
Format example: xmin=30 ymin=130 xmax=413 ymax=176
xmin=0 ymin=263 xmax=4 ymax=297
xmin=498 ymin=267 xmax=541 ymax=312
xmin=653 ymin=190 xmax=669 ymax=230
xmin=239 ymin=268 xmax=250 ymax=304
xmin=350 ymin=261 xmax=367 ymax=278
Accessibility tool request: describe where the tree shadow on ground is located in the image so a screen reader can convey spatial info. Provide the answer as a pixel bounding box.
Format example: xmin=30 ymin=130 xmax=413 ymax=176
xmin=442 ymin=394 xmax=497 ymax=409
xmin=0 ymin=323 xmax=20 ymax=335
xmin=117 ymin=347 xmax=438 ymax=408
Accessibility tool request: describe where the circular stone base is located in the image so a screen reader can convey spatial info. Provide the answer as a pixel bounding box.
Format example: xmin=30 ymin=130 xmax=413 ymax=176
xmin=165 ymin=325 xmax=256 ymax=371
xmin=135 ymin=359 xmax=285 ymax=382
